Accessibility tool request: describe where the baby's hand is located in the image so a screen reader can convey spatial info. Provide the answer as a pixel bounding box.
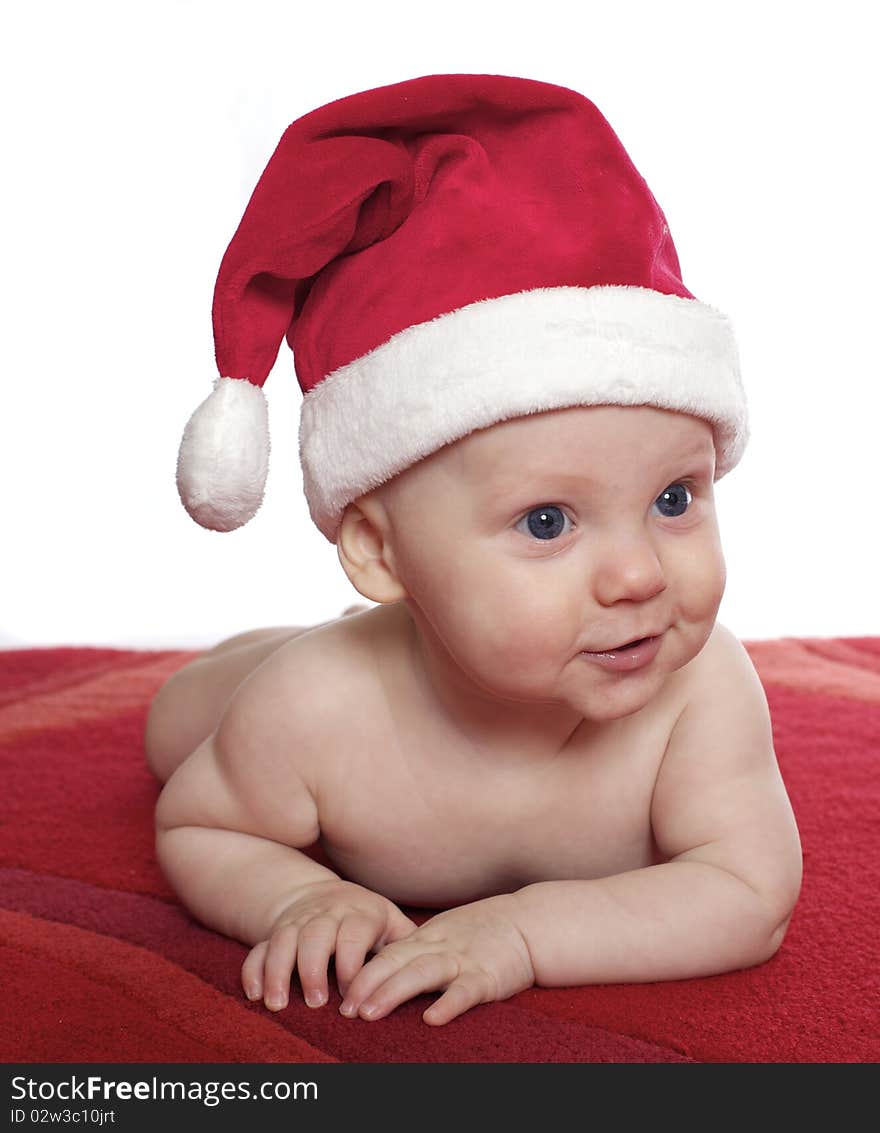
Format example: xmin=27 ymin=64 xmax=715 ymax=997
xmin=338 ymin=895 xmax=535 ymax=1025
xmin=242 ymin=879 xmax=416 ymax=1012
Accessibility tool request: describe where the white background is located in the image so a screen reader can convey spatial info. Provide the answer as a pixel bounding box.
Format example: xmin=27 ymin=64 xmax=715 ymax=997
xmin=2 ymin=0 xmax=877 ymax=648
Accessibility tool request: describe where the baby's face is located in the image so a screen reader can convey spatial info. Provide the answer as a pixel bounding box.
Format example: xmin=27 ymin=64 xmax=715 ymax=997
xmin=376 ymin=405 xmax=726 ymax=723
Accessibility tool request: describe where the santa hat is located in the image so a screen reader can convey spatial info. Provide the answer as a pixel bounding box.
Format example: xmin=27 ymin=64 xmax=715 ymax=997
xmin=176 ymin=73 xmax=747 ymax=540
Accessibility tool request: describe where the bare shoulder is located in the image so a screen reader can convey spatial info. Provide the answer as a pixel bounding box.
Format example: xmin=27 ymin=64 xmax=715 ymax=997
xmin=658 ymin=621 xmax=775 ymax=775
xmin=217 ymin=606 xmax=383 ymax=779
xmin=668 ymin=621 xmax=767 ymax=719
xmin=156 ymin=608 xmax=389 ymax=845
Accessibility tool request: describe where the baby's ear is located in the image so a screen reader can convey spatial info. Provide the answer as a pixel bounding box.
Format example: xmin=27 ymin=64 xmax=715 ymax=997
xmin=336 ymin=499 xmax=407 ymax=604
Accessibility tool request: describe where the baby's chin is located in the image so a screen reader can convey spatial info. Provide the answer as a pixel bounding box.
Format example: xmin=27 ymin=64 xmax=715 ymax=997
xmin=466 ymin=674 xmax=657 ymax=726
xmin=571 ymin=685 xmax=664 ymax=725
xmin=564 ymin=655 xmax=679 ymax=718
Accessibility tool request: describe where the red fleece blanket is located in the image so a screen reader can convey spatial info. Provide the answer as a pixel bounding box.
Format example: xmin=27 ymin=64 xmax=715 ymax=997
xmin=1 ymin=640 xmax=878 ymax=1063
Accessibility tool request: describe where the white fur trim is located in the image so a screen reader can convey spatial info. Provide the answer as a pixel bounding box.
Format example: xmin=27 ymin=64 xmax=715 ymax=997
xmin=177 ymin=377 xmax=269 ymax=532
xmin=299 ymin=286 xmax=747 ymax=542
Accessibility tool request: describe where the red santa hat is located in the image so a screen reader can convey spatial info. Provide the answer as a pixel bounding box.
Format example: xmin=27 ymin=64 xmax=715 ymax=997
xmin=176 ymin=73 xmax=747 ymax=540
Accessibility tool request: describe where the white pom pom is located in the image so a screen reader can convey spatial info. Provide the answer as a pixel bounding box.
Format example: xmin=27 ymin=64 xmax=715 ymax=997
xmin=176 ymin=377 xmax=270 ymax=532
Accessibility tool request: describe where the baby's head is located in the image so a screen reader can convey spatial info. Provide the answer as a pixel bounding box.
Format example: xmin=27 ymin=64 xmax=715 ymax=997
xmin=336 ymin=403 xmax=725 ymax=720
xmin=174 ymin=73 xmax=747 ymax=718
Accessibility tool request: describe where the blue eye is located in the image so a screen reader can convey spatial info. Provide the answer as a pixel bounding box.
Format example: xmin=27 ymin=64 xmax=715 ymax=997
xmin=654 ymin=483 xmax=693 ymax=518
xmin=516 ymin=505 xmax=571 ymax=541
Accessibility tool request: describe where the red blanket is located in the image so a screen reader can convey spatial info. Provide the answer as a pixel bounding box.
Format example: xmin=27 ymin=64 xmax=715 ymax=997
xmin=2 ymin=639 xmax=878 ymax=1063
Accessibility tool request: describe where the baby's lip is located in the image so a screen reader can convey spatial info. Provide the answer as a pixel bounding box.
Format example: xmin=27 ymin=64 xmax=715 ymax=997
xmin=579 ymin=634 xmax=664 ymax=672
xmin=581 ymin=629 xmax=665 ymax=654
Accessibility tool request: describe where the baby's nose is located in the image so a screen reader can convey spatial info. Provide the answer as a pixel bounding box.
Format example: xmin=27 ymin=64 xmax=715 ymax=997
xmin=592 ymin=535 xmax=667 ymax=606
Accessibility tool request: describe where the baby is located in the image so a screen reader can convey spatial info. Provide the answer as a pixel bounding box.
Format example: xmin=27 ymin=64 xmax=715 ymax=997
xmin=148 ymin=74 xmax=802 ymax=1026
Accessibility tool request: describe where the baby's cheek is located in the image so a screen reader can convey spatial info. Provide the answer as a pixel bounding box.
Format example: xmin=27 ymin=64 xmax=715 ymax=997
xmin=474 ymin=592 xmax=570 ymax=677
xmin=679 ymin=540 xmax=726 ymax=624
xmin=417 ymin=556 xmax=572 ymax=685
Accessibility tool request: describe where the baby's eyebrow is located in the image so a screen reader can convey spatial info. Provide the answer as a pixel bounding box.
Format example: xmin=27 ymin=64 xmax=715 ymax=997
xmin=476 ymin=469 xmax=588 ymax=498
xmin=475 ymin=473 xmax=607 ymax=515
xmin=485 ymin=445 xmax=713 ymax=487
xmin=661 ymin=445 xmax=716 ymax=475
xmin=474 ymin=447 xmax=715 ymax=509
xmin=670 ymin=439 xmax=715 ymax=461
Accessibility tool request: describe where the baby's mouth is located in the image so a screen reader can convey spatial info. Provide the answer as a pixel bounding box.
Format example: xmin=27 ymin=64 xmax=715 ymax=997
xmin=579 ymin=634 xmax=661 ymax=661
xmin=578 ymin=633 xmax=664 ymax=670
xmin=582 ymin=635 xmax=657 ymax=655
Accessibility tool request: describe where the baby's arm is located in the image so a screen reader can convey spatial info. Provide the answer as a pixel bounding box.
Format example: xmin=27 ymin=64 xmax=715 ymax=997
xmin=341 ymin=626 xmax=802 ymax=1023
xmin=515 ymin=627 xmax=802 ymax=986
xmin=155 ymin=665 xmax=414 ymax=1011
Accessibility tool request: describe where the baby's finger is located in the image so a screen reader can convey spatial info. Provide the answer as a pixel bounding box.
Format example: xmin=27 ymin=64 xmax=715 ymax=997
xmin=334 ymin=913 xmax=381 ymax=997
xmin=295 ymin=915 xmax=339 ymax=1008
xmin=241 ymin=940 xmax=268 ymax=1001
xmin=384 ymin=908 xmax=419 ymax=943
xmin=422 ymin=970 xmax=492 ymax=1026
xmin=262 ymin=923 xmax=300 ymax=1011
xmin=338 ymin=943 xmax=404 ymax=1016
xmin=352 ymin=952 xmax=460 ymax=1022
